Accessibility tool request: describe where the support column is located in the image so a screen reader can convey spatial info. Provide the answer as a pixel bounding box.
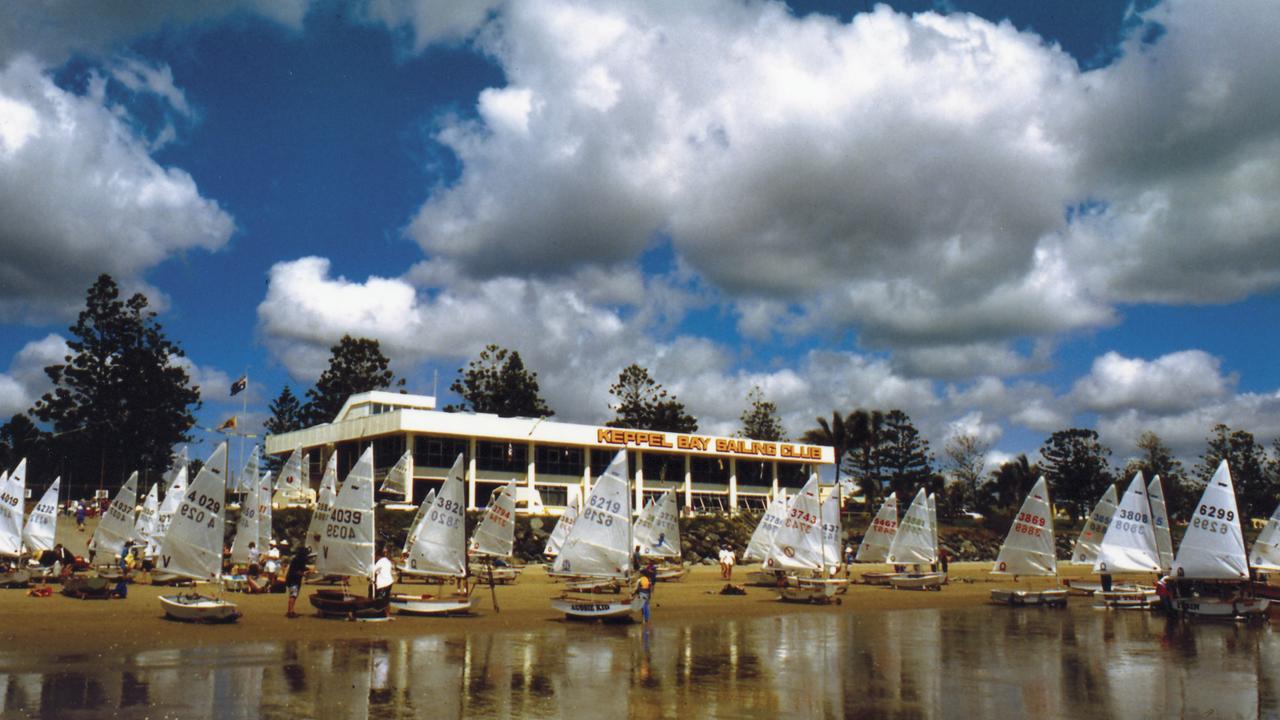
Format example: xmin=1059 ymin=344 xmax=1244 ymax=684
xmin=683 ymin=454 xmax=692 ymax=516
xmin=405 ymin=431 xmax=415 ymax=503
xmin=527 ymin=441 xmax=536 ymax=490
xmin=467 ymin=438 xmax=478 ymax=510
xmin=771 ymin=461 xmax=779 ymax=497
xmin=729 ymin=457 xmax=738 ymax=515
xmin=581 ymin=452 xmax=591 ymax=509
xmin=634 ymin=451 xmax=644 ymax=515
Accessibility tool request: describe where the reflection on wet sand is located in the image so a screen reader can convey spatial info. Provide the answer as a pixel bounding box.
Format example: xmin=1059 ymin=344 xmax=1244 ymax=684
xmin=0 ymin=608 xmax=1278 ymax=718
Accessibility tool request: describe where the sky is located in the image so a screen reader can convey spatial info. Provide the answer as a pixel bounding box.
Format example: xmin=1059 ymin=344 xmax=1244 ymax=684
xmin=2 ymin=0 xmax=1279 ymax=472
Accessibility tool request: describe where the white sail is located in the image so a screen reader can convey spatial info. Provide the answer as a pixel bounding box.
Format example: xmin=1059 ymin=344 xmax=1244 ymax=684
xmin=257 ymin=471 xmax=274 ymax=551
xmin=405 ymin=454 xmax=467 ymax=578
xmin=229 ymin=472 xmax=260 ymax=565
xmin=1173 ymin=460 xmax=1248 ymax=580
xmin=855 ymin=493 xmax=898 ymax=563
xmin=22 ymin=477 xmax=59 ymax=555
xmin=317 ymin=447 xmax=376 ymax=578
xmin=306 ymin=454 xmax=339 ymax=553
xmin=543 ymin=503 xmax=578 ymax=558
xmin=234 ymin=446 xmax=260 ymax=494
xmin=743 ymin=493 xmax=789 ymax=563
xmin=1249 ymin=501 xmax=1280 ymax=572
xmin=1070 ymin=484 xmax=1118 ymax=565
xmin=273 ymin=449 xmax=309 ymax=505
xmin=553 ymin=450 xmax=632 ymax=580
xmin=820 ymin=489 xmax=842 ymax=572
xmin=133 ymin=483 xmax=160 ymax=551
xmin=405 ymin=488 xmax=437 ymax=554
xmin=157 ymin=443 xmax=229 ymax=582
xmin=636 ymin=490 xmax=681 ymax=559
xmin=469 ymin=481 xmax=517 ymax=558
xmin=887 ymin=488 xmax=936 ymax=565
xmin=90 ymin=471 xmax=138 ymax=560
xmin=991 ymin=477 xmax=1056 ymax=576
xmin=155 ymin=459 xmax=189 ymax=550
xmin=1146 ymin=475 xmax=1175 ymax=573
xmin=380 ymin=449 xmax=413 ymax=497
xmin=928 ymin=492 xmax=939 ymax=560
xmin=766 ymin=474 xmax=825 ymax=573
xmin=0 ymin=458 xmax=26 ymax=557
xmin=1093 ymin=472 xmax=1162 ymax=574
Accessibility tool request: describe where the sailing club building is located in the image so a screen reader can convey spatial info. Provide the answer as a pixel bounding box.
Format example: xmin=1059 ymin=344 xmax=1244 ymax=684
xmin=264 ymin=392 xmax=834 ymax=515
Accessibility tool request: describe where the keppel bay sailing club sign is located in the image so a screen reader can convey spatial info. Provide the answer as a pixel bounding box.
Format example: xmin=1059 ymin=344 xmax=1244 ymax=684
xmin=596 ymin=428 xmax=824 ymax=460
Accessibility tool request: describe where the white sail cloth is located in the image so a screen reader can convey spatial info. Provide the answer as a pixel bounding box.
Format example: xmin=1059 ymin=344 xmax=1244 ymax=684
xmin=158 ymin=443 xmax=229 ymax=582
xmin=553 ymin=450 xmax=632 ymax=580
xmin=1093 ymin=472 xmax=1162 ymax=574
xmin=379 ymin=450 xmax=413 ymax=497
xmin=0 ymin=459 xmax=26 ymax=557
xmin=855 ymin=493 xmax=898 ymax=563
xmin=820 ymin=490 xmax=842 ymax=572
xmin=1249 ymin=501 xmax=1280 ymax=571
xmin=234 ymin=446 xmax=260 ymax=494
xmin=257 ymin=471 xmax=274 ymax=552
xmin=406 ymin=454 xmax=467 ymax=577
xmin=543 ymin=504 xmax=578 ymax=558
xmin=23 ymin=477 xmax=59 ymax=555
xmin=1070 ymin=485 xmax=1118 ymax=565
xmin=887 ymin=488 xmax=936 ymax=565
xmin=133 ymin=484 xmax=160 ymax=552
xmin=992 ymin=477 xmax=1056 ymax=576
xmin=1147 ymin=475 xmax=1175 ymax=573
xmin=229 ymin=473 xmax=260 ymax=565
xmin=766 ymin=474 xmax=826 ymax=573
xmin=306 ymin=454 xmax=339 ymax=553
xmin=635 ymin=490 xmax=681 ymax=559
xmin=273 ymin=449 xmax=310 ymax=506
xmin=91 ymin=471 xmax=138 ymax=559
xmin=154 ymin=450 xmax=189 ymax=552
xmin=1173 ymin=460 xmax=1248 ymax=580
xmin=743 ymin=494 xmax=788 ymax=564
xmin=405 ymin=488 xmax=437 ymax=554
xmin=317 ymin=447 xmax=376 ymax=578
xmin=469 ymin=481 xmax=517 ymax=558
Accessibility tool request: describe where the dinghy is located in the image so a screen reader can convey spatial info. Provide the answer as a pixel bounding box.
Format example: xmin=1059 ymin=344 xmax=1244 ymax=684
xmin=89 ymin=471 xmax=138 ymax=570
xmin=550 ymin=450 xmax=642 ymax=620
xmin=228 ymin=463 xmax=260 ymax=572
xmin=1063 ymin=484 xmax=1118 ymax=595
xmin=395 ymin=487 xmax=438 ymax=583
xmin=1248 ymin=500 xmax=1280 ymax=603
xmin=151 ymin=450 xmax=189 ymax=558
xmin=767 ymin=474 xmax=848 ymax=602
xmin=634 ymin=490 xmax=686 ymax=581
xmin=855 ymin=493 xmax=898 ymax=585
xmin=990 ymin=477 xmax=1067 ymax=607
xmin=156 ymin=443 xmax=241 ymax=623
xmin=1169 ymin=460 xmax=1268 ymax=619
xmin=543 ymin=503 xmax=578 ymax=560
xmin=887 ymin=488 xmax=944 ymax=590
xmin=133 ymin=483 xmax=160 ymax=560
xmin=310 ymin=447 xmax=388 ymax=619
xmin=742 ymin=493 xmax=790 ymax=587
xmin=1091 ymin=472 xmax=1161 ymax=610
xmin=0 ymin=460 xmax=27 ymax=562
xmin=273 ymin=448 xmax=313 ymax=507
xmin=469 ymin=481 xmax=522 ymax=585
xmin=1148 ymin=475 xmax=1175 ymax=575
xmin=378 ymin=449 xmax=414 ymax=503
xmin=390 ymin=454 xmax=476 ymax=616
xmin=22 ymin=476 xmax=58 ymax=557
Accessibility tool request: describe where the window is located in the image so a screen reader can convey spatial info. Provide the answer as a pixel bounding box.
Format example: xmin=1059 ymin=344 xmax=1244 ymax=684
xmin=736 ymin=460 xmax=771 ymax=489
xmin=535 ymin=445 xmax=584 ymax=477
xmin=642 ymin=452 xmax=684 ymax=485
xmin=373 ymin=435 xmax=405 ymax=470
xmin=590 ymin=449 xmax=634 ymax=479
xmin=778 ymin=462 xmax=810 ymax=489
xmin=477 ymin=440 xmax=526 ymax=473
xmin=414 ymin=435 xmax=468 ymax=470
xmin=538 ymin=485 xmax=568 ymax=507
xmin=690 ymin=456 xmax=730 ymax=486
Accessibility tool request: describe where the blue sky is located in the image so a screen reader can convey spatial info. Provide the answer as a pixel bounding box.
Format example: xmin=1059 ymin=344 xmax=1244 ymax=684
xmin=2 ymin=0 xmax=1279 ymax=470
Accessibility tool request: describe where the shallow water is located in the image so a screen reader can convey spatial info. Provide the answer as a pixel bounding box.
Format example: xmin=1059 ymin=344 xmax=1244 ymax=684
xmin=1 ymin=607 xmax=1277 ymax=719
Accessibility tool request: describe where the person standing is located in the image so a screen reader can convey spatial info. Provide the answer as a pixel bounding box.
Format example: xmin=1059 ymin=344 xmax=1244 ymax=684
xmin=75 ymin=502 xmax=86 ymax=532
xmin=285 ymin=546 xmax=309 ymax=618
xmin=371 ymin=545 xmax=396 ymax=615
xmin=113 ymin=541 xmax=132 ymax=599
xmin=635 ymin=568 xmax=655 ymax=623
xmin=722 ymin=545 xmax=735 ymax=580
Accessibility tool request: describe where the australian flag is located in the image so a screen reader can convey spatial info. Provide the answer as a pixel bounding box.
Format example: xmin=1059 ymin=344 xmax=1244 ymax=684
xmin=230 ymin=374 xmax=248 ymax=396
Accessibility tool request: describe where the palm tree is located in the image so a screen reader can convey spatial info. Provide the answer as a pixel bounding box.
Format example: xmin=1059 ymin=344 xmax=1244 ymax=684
xmin=803 ymin=411 xmax=849 ymax=488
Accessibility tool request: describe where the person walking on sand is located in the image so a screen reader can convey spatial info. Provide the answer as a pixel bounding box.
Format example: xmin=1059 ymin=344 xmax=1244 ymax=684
xmin=722 ymin=545 xmax=735 ymax=580
xmin=371 ymin=545 xmax=396 ymax=615
xmin=635 ymin=566 xmax=655 ymax=623
xmin=285 ymin=545 xmax=309 ymax=618
xmin=75 ymin=502 xmax=86 ymax=532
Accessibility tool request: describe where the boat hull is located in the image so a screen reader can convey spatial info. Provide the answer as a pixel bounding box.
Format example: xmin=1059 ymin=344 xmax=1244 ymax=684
xmin=991 ymin=588 xmax=1069 ymax=607
xmin=860 ymin=571 xmax=898 ymax=586
xmin=0 ymin=569 xmax=32 ymax=588
xmin=1095 ymin=589 xmax=1158 ymax=610
xmin=1172 ymin=596 xmax=1269 ymax=619
xmin=308 ymin=589 xmax=390 ymax=619
xmin=551 ymin=595 xmax=642 ymax=620
xmin=653 ymin=566 xmax=688 ymax=582
xmin=159 ymin=593 xmax=241 ymax=623
xmin=745 ymin=569 xmax=788 ymax=587
xmin=389 ymin=593 xmax=476 ymax=616
xmin=61 ymin=575 xmax=113 ymax=599
xmin=780 ymin=578 xmax=847 ymax=604
xmin=890 ymin=573 xmax=946 ymax=591
xmin=472 ymin=567 xmax=521 ymax=585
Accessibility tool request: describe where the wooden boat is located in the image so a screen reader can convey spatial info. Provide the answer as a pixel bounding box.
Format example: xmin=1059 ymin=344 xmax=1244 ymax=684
xmin=886 ymin=489 xmax=940 ymax=585
xmin=1089 ymin=471 xmax=1163 ymax=612
xmin=309 ymin=588 xmax=390 ymax=619
xmin=160 ymin=593 xmax=241 ymax=623
xmin=390 ymin=591 xmax=476 ymax=616
xmin=991 ymin=587 xmax=1068 ymax=607
xmin=990 ymin=477 xmax=1065 ymax=608
xmin=889 ymin=572 xmax=946 ymax=591
xmin=1169 ymin=592 xmax=1269 ymax=619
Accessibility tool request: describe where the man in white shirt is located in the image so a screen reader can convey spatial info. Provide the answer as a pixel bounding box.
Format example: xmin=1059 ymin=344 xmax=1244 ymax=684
xmin=371 ymin=545 xmax=396 ymax=614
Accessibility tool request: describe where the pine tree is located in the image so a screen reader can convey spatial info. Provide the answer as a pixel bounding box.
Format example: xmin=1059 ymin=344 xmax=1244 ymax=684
xmin=944 ymin=433 xmax=988 ymax=511
xmin=445 ymin=344 xmax=553 ymax=417
xmin=880 ymin=409 xmax=937 ymax=499
xmin=0 ymin=414 xmax=47 ymax=477
xmin=841 ymin=409 xmax=888 ymax=506
xmin=606 ymin=364 xmax=697 ymax=433
xmin=302 ymin=335 xmax=403 ymax=426
xmin=32 ymin=274 xmax=199 ymax=491
xmin=738 ymin=387 xmax=785 ymax=441
xmin=265 ymin=385 xmax=306 ymax=436
xmin=1040 ymin=428 xmax=1112 ymax=522
xmin=1197 ymin=424 xmax=1272 ymax=519
xmin=1122 ymin=431 xmax=1192 ymax=522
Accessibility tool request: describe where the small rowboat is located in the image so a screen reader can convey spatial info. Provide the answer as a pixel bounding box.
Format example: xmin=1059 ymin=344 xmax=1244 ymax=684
xmin=309 ymin=589 xmax=390 ymax=619
xmin=551 ymin=594 xmax=642 ymax=621
xmin=990 ymin=588 xmax=1069 ymax=607
xmin=889 ymin=572 xmax=946 ymax=591
xmin=159 ymin=593 xmax=240 ymax=623
xmin=389 ymin=592 xmax=476 ymax=616
xmin=779 ymin=577 xmax=847 ymax=604
xmin=1095 ymin=588 xmax=1158 ymax=610
xmin=860 ymin=571 xmax=899 ymax=586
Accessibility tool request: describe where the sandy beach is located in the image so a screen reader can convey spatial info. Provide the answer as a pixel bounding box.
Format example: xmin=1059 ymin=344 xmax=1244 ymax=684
xmin=1 ymin=515 xmax=1128 ymax=655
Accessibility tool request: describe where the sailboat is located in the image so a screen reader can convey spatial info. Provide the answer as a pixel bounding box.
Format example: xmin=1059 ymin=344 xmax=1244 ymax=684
xmin=1169 ymin=460 xmax=1268 ymax=618
xmin=550 ymin=450 xmax=643 ymax=620
xmin=469 ymin=481 xmax=521 ymax=585
xmin=152 ymin=450 xmax=189 ymax=557
xmin=257 ymin=470 xmax=274 ymax=557
xmin=743 ymin=492 xmax=791 ymax=587
xmin=767 ymin=474 xmax=848 ymax=603
xmin=1249 ymin=501 xmax=1280 ymax=577
xmin=856 ymin=493 xmax=899 ymax=585
xmin=157 ymin=442 xmax=240 ymax=622
xmin=1091 ymin=471 xmax=1162 ymax=609
xmin=89 ymin=471 xmax=138 ymax=568
xmin=133 ymin=483 xmax=160 ymax=559
xmin=306 ymin=454 xmax=339 ymax=555
xmin=272 ymin=448 xmax=312 ymax=507
xmin=990 ymin=477 xmax=1067 ymax=606
xmin=887 ymin=488 xmax=944 ymax=590
xmin=228 ymin=469 xmax=260 ymax=567
xmin=391 ymin=453 xmax=476 ymax=615
xmin=378 ymin=449 xmax=414 ymax=503
xmin=1147 ymin=475 xmax=1175 ymax=574
xmin=23 ymin=476 xmax=59 ymax=557
xmin=542 ymin=502 xmax=579 ymax=560
xmin=0 ymin=459 xmax=26 ymax=560
xmin=633 ymin=490 xmax=686 ymax=581
xmin=1064 ymin=483 xmax=1118 ymax=595
xmin=396 ymin=486 xmax=437 ymax=583
xmin=309 ymin=447 xmax=386 ymax=618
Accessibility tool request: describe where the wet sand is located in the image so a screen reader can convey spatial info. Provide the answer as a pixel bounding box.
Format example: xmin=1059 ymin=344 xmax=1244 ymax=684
xmin=4 ymin=513 xmax=1127 ymax=655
